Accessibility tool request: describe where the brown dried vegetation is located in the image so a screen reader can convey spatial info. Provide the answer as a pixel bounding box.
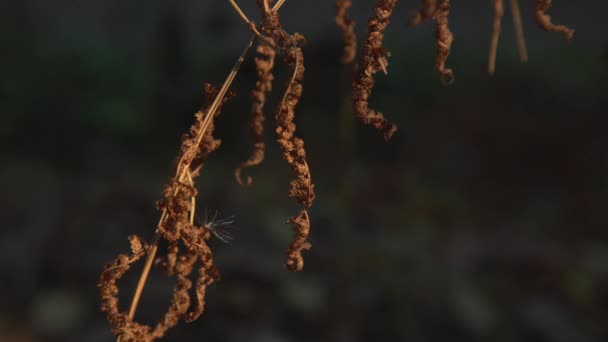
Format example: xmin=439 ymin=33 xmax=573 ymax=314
xmin=336 ymin=0 xmax=357 ymax=64
xmin=352 ymin=0 xmax=398 ymax=141
xmin=535 ymin=0 xmax=575 ymax=42
xmin=409 ymin=0 xmax=437 ymax=27
xmin=99 ymin=1 xmax=574 ymax=340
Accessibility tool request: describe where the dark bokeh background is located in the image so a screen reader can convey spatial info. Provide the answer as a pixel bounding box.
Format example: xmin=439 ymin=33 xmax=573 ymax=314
xmin=2 ymin=1 xmax=608 ymax=341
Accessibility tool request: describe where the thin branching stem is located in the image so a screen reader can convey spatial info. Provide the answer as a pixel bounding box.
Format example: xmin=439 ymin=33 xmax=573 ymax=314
xmin=272 ymin=0 xmax=287 ymax=12
xmin=228 ymin=0 xmax=278 ymax=50
xmin=123 ymin=35 xmax=256 ymax=329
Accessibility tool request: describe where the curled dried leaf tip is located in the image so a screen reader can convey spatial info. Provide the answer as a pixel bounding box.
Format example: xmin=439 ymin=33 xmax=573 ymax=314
xmin=535 ymin=0 xmax=574 ymax=42
xmin=336 ymin=0 xmax=357 ymax=64
xmin=235 ymin=40 xmax=276 ymax=187
xmin=285 ymin=210 xmax=312 ymax=272
xmin=352 ymin=0 xmax=398 ymax=141
xmin=409 ymin=0 xmax=437 ymax=27
xmin=99 ymin=236 xmax=153 ymax=341
xmin=434 ymin=0 xmax=454 ymax=85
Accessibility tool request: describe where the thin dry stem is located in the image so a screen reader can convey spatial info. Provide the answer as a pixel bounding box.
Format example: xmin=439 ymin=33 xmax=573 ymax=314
xmin=510 ymin=0 xmax=528 ymax=63
xmin=272 ymin=0 xmax=286 ymax=11
xmin=126 ymin=36 xmax=253 ymax=321
xmin=488 ymin=0 xmax=504 ymax=76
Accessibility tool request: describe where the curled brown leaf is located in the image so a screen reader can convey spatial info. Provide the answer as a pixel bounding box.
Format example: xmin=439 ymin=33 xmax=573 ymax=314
xmin=352 ymin=0 xmax=398 ymax=141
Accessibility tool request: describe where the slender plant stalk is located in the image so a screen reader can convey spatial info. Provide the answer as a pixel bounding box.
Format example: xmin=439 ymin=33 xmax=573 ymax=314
xmin=123 ymin=35 xmax=256 ymax=326
xmin=488 ymin=0 xmax=504 ymax=75
xmin=510 ymin=0 xmax=528 ymax=63
xmin=273 ymin=0 xmax=286 ymax=11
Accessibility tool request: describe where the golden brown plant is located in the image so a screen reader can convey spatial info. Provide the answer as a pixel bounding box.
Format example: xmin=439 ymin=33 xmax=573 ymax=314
xmin=99 ymin=80 xmax=236 ymax=341
xmin=488 ymin=0 xmax=504 ymax=76
xmin=98 ymin=1 xmax=576 ymax=340
xmin=433 ymin=0 xmax=454 ymax=84
xmin=235 ymin=39 xmax=276 ymax=186
xmin=535 ymin=0 xmax=575 ymax=41
xmin=352 ymin=0 xmax=398 ymax=141
xmin=488 ymin=0 xmax=530 ymax=75
xmin=256 ymin=0 xmax=316 ymax=271
xmin=510 ymin=0 xmax=529 ymax=63
xmin=409 ymin=0 xmax=437 ymax=27
xmin=336 ymin=0 xmax=357 ymax=64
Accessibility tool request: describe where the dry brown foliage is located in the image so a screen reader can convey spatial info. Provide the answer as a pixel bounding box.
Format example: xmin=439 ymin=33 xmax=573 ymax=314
xmin=433 ymin=0 xmax=454 ymax=85
xmin=409 ymin=0 xmax=437 ymax=27
xmin=256 ymin=0 xmax=315 ymax=271
xmin=352 ymin=0 xmax=398 ymax=141
xmin=235 ymin=39 xmax=276 ymax=187
xmin=98 ymin=83 xmax=232 ymax=341
xmin=535 ymin=0 xmax=575 ymax=42
xmin=98 ymin=1 xmax=575 ymax=339
xmin=336 ymin=0 xmax=357 ymax=64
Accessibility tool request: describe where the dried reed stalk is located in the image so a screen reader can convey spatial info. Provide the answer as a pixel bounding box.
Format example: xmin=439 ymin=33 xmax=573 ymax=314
xmin=488 ymin=0 xmax=504 ymax=76
xmin=510 ymin=0 xmax=528 ymax=63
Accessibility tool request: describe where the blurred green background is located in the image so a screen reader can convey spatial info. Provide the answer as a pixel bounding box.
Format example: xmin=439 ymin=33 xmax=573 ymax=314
xmin=1 ymin=1 xmax=608 ymax=341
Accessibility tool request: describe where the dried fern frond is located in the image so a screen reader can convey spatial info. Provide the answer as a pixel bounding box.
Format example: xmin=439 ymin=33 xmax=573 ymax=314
xmin=352 ymin=0 xmax=398 ymax=141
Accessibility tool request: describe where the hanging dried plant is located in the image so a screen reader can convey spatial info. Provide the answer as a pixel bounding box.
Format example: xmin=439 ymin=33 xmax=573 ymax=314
xmin=352 ymin=0 xmax=398 ymax=141
xmin=235 ymin=39 xmax=276 ymax=186
xmin=409 ymin=0 xmax=437 ymax=27
xmin=433 ymin=0 xmax=454 ymax=84
xmin=336 ymin=0 xmax=357 ymax=64
xmin=98 ymin=39 xmax=251 ymax=340
xmin=535 ymin=0 xmax=574 ymax=41
xmin=255 ymin=0 xmax=316 ymax=271
xmin=98 ymin=1 xmax=577 ymax=340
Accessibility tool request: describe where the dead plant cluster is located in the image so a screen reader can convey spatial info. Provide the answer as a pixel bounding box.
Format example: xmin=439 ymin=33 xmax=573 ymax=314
xmin=98 ymin=0 xmax=574 ymax=340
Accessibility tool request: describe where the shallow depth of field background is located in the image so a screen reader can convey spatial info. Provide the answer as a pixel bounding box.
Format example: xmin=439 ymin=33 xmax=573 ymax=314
xmin=2 ymin=1 xmax=608 ymax=341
